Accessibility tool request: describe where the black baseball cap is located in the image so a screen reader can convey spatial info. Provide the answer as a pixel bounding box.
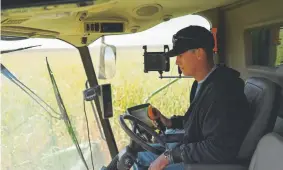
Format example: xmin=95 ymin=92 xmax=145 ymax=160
xmin=164 ymin=25 xmax=215 ymax=57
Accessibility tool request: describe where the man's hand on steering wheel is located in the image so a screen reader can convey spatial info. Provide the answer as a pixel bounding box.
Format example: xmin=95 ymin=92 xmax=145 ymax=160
xmin=149 ymin=106 xmax=172 ymax=129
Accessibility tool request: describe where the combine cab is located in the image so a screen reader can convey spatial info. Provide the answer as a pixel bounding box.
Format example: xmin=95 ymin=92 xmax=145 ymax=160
xmin=1 ymin=0 xmax=282 ymax=170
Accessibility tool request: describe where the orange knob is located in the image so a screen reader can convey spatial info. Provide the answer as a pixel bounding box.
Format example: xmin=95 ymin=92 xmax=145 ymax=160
xmin=148 ymin=105 xmax=156 ymax=120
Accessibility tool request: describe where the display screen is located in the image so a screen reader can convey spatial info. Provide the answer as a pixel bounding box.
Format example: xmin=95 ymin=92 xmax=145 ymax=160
xmin=100 ymin=84 xmax=113 ymax=119
xmin=127 ymin=104 xmax=153 ymax=128
xmin=144 ymin=52 xmax=170 ymax=73
xmin=101 ymin=23 xmax=124 ymax=33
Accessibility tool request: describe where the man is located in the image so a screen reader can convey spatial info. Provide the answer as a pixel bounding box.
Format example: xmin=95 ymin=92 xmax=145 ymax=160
xmin=134 ymin=25 xmax=251 ymax=170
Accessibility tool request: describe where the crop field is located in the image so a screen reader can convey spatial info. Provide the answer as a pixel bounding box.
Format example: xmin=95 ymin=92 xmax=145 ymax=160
xmin=1 ymin=46 xmax=193 ymax=169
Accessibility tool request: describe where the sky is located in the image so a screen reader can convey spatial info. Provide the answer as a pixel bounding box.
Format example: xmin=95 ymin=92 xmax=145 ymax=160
xmin=0 ymin=15 xmax=210 ymax=50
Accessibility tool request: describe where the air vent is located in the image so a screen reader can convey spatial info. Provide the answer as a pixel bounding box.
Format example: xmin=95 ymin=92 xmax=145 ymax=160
xmin=85 ymin=23 xmax=100 ymax=32
xmin=2 ymin=19 xmax=29 ymax=25
xmin=2 ymin=26 xmax=59 ymax=36
xmin=1 ymin=26 xmax=59 ymax=39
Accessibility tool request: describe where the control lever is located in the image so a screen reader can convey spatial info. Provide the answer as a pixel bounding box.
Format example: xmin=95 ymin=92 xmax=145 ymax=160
xmin=148 ymin=105 xmax=166 ymax=133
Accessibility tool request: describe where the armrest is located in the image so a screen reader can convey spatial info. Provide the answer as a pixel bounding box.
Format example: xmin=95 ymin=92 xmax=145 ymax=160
xmin=183 ymin=164 xmax=248 ymax=170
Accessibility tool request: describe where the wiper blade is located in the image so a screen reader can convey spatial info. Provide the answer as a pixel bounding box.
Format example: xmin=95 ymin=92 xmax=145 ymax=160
xmin=45 ymin=57 xmax=90 ymax=170
xmin=1 ymin=35 xmax=29 ymax=41
xmin=1 ymin=63 xmax=61 ymax=119
xmin=1 ymin=45 xmax=41 ymax=54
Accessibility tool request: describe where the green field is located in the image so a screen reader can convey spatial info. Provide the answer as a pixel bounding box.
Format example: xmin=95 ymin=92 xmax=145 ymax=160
xmin=1 ymin=46 xmax=193 ymax=169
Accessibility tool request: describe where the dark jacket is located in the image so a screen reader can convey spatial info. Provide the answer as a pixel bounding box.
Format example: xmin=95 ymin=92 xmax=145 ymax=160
xmin=170 ymin=65 xmax=251 ymax=164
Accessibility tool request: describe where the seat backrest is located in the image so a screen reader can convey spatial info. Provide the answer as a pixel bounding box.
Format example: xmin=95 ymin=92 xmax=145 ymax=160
xmin=273 ymin=89 xmax=283 ymax=135
xmin=249 ymin=132 xmax=283 ymax=170
xmin=237 ymin=77 xmax=281 ymax=162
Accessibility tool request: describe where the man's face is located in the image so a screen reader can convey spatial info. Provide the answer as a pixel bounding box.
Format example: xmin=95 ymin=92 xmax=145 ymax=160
xmin=175 ymin=49 xmax=199 ymax=76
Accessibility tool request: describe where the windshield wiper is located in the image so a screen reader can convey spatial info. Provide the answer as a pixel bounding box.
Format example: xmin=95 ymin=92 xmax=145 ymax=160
xmin=45 ymin=57 xmax=90 ymax=170
xmin=1 ymin=63 xmax=61 ymax=120
xmin=1 ymin=45 xmax=41 ymax=54
xmin=1 ymin=35 xmax=29 ymax=41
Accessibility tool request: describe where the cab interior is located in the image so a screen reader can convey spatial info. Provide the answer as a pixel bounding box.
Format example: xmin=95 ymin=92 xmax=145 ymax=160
xmin=1 ymin=0 xmax=283 ymax=170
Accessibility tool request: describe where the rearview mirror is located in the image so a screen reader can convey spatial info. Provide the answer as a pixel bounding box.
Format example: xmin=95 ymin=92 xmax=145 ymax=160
xmin=98 ymin=38 xmax=116 ymax=79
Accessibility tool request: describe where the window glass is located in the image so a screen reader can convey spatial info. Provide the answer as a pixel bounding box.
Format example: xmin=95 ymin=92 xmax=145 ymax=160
xmin=1 ymin=42 xmax=111 ymax=170
xmin=249 ymin=25 xmax=283 ymax=67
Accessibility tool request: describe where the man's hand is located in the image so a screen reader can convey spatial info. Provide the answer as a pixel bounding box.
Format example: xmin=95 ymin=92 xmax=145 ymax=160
xmin=148 ymin=154 xmax=169 ymax=170
xmin=150 ymin=106 xmax=172 ymax=128
xmin=148 ymin=106 xmax=161 ymax=120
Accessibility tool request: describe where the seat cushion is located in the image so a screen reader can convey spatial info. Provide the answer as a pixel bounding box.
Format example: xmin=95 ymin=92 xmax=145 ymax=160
xmin=249 ymin=132 xmax=283 ymax=170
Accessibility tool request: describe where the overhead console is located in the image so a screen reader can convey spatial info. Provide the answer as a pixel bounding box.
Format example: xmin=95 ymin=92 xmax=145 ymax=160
xmin=84 ymin=22 xmax=125 ymax=33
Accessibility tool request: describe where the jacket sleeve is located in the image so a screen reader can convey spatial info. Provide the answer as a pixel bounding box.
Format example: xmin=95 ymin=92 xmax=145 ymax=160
xmin=170 ymin=116 xmax=184 ymax=129
xmin=171 ymin=94 xmax=249 ymax=164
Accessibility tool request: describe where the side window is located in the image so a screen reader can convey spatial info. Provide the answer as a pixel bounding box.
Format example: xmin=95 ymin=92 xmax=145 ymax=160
xmin=248 ymin=25 xmax=283 ymax=67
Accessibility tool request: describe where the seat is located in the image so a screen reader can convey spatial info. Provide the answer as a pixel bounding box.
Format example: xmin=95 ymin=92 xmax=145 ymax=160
xmin=273 ymin=91 xmax=283 ymax=135
xmin=237 ymin=77 xmax=281 ymax=163
xmin=248 ymin=132 xmax=283 ymax=170
xmin=182 ymin=77 xmax=281 ymax=170
xmin=183 ymin=132 xmax=283 ymax=170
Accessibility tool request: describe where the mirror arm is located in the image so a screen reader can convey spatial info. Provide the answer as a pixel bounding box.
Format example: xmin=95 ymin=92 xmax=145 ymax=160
xmin=101 ymin=35 xmax=105 ymax=44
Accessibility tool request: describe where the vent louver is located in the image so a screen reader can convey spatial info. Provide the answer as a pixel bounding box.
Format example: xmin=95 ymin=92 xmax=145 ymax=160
xmin=85 ymin=23 xmax=100 ymax=32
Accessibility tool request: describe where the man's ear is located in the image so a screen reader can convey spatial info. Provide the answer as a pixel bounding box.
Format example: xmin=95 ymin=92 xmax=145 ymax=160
xmin=197 ymin=48 xmax=206 ymax=60
xmin=195 ymin=48 xmax=202 ymax=60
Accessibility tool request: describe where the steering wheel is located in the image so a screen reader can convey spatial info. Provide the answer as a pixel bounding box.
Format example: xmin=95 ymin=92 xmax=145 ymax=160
xmin=119 ymin=114 xmax=167 ymax=155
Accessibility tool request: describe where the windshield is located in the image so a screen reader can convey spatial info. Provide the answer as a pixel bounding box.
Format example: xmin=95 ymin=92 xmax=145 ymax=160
xmin=1 ymin=42 xmax=111 ymax=170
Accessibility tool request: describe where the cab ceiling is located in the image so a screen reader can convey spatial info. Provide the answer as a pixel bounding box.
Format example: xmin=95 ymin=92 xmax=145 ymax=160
xmin=1 ymin=0 xmax=241 ymax=46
